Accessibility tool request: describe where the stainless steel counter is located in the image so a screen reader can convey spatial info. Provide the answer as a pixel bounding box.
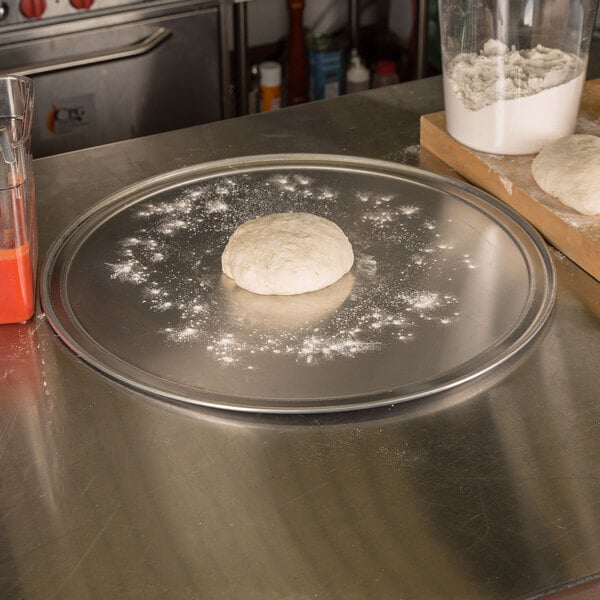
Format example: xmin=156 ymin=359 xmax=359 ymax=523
xmin=2 ymin=75 xmax=600 ymax=599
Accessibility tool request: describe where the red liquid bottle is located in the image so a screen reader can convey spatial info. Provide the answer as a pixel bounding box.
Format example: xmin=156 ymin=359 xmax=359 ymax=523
xmin=0 ymin=187 xmax=35 ymax=324
xmin=0 ymin=76 xmax=36 ymax=325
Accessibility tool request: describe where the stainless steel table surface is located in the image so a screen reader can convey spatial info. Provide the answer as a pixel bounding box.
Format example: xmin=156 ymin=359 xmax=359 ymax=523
xmin=2 ymin=75 xmax=600 ymax=600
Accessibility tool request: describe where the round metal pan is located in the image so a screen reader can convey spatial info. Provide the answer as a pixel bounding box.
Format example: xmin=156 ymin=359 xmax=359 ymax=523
xmin=40 ymin=154 xmax=555 ymax=413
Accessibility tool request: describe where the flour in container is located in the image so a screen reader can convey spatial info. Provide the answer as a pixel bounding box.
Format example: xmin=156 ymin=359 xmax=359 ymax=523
xmin=444 ymin=39 xmax=585 ymax=154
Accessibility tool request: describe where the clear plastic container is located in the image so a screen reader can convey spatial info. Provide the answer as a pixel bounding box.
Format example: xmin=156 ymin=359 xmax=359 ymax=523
xmin=0 ymin=76 xmax=36 ymax=324
xmin=438 ymin=0 xmax=599 ymax=154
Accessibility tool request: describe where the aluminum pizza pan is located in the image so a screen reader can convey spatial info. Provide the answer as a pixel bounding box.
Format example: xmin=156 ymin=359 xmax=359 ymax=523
xmin=40 ymin=154 xmax=556 ymax=413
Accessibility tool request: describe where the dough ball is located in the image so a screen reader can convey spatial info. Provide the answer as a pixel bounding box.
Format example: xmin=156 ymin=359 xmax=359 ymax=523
xmin=221 ymin=212 xmax=354 ymax=295
xmin=532 ymin=134 xmax=600 ymax=215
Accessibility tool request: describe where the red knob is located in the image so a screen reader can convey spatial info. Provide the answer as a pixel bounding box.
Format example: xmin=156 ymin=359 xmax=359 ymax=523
xmin=19 ymin=0 xmax=46 ymax=18
xmin=70 ymin=0 xmax=94 ymax=9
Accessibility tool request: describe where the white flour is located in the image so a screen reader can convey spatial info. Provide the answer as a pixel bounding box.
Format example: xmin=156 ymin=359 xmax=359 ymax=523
xmin=444 ymin=39 xmax=585 ymax=154
xmin=106 ymin=171 xmax=472 ymax=368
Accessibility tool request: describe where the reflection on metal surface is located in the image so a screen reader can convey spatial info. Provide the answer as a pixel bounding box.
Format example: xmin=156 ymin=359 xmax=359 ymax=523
xmin=0 ymin=319 xmax=60 ymax=523
xmin=221 ymin=272 xmax=355 ymax=330
xmin=40 ymin=154 xmax=556 ymax=413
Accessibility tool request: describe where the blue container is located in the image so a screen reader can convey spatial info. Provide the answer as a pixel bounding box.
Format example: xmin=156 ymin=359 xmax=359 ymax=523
xmin=307 ymin=33 xmax=343 ymax=101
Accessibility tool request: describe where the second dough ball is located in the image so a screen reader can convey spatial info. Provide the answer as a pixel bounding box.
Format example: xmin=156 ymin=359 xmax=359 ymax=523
xmin=532 ymin=134 xmax=600 ymax=216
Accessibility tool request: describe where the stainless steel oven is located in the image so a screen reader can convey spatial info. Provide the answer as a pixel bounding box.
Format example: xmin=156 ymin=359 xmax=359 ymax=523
xmin=0 ymin=0 xmax=231 ymax=157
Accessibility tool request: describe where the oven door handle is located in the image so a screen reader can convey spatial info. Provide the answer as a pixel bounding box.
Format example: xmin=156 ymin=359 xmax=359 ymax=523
xmin=2 ymin=27 xmax=172 ymax=77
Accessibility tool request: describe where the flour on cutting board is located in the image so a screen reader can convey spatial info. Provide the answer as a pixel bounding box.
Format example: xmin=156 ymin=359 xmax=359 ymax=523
xmin=106 ymin=171 xmax=474 ymax=367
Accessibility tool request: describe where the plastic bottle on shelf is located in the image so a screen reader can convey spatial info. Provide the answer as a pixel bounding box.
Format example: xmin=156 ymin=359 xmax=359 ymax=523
xmin=345 ymin=50 xmax=370 ymax=94
xmin=372 ymin=60 xmax=399 ymax=88
xmin=286 ymin=0 xmax=309 ymax=105
xmin=259 ymin=61 xmax=282 ymax=112
xmin=307 ymin=32 xmax=343 ymax=101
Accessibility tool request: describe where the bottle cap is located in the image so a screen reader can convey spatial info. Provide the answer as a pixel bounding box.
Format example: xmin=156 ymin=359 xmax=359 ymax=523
xmin=259 ymin=61 xmax=282 ymax=87
xmin=376 ymin=60 xmax=396 ymax=74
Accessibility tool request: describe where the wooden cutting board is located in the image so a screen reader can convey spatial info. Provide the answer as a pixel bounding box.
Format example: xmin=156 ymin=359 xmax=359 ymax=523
xmin=420 ymin=78 xmax=600 ymax=282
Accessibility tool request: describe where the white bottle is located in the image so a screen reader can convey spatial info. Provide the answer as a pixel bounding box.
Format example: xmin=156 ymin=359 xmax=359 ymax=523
xmin=259 ymin=61 xmax=282 ymax=112
xmin=345 ymin=50 xmax=370 ymax=94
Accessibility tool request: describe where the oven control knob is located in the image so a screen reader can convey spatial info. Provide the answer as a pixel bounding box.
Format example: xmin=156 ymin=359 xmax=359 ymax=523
xmin=70 ymin=0 xmax=94 ymax=9
xmin=19 ymin=0 xmax=46 ymax=18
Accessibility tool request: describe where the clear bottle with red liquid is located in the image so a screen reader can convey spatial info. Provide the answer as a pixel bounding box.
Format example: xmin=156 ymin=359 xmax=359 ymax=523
xmin=0 ymin=76 xmax=36 ymax=325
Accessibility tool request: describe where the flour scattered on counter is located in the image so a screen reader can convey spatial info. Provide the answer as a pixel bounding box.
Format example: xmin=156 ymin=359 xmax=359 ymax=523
xmin=378 ymin=443 xmax=429 ymax=470
xmin=105 ymin=170 xmax=472 ymax=367
xmin=382 ymin=144 xmax=420 ymax=165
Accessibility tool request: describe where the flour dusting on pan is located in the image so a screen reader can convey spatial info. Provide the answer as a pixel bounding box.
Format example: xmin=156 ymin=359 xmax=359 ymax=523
xmin=106 ymin=171 xmax=471 ymax=367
